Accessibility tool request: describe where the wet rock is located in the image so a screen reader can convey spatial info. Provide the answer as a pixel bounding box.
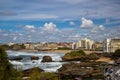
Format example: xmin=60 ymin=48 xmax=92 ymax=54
xmin=41 ymin=56 xmax=52 ymax=62
xmin=58 ymin=62 xmax=103 ymax=79
xmin=31 ymin=56 xmax=39 ymax=60
xmin=9 ymin=56 xmax=23 ymax=61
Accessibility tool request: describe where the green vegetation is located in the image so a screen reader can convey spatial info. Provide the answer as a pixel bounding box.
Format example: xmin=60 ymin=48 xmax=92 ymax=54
xmin=62 ymin=50 xmax=100 ymax=61
xmin=1 ymin=44 xmax=25 ymax=50
xmin=0 ymin=46 xmax=59 ymax=80
xmin=69 ymin=50 xmax=86 ymax=57
xmin=28 ymin=67 xmax=41 ymax=80
xmin=88 ymin=53 xmax=99 ymax=60
xmin=0 ymin=46 xmax=22 ymax=80
xmin=113 ymin=49 xmax=120 ymax=58
xmin=62 ymin=50 xmax=86 ymax=61
xmin=28 ymin=67 xmax=59 ymax=80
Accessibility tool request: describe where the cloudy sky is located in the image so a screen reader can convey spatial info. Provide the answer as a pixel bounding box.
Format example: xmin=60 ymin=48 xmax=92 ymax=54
xmin=0 ymin=0 xmax=120 ymax=43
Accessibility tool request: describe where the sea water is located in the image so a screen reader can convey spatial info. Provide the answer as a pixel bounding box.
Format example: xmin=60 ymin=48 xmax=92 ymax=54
xmin=7 ymin=50 xmax=65 ymax=72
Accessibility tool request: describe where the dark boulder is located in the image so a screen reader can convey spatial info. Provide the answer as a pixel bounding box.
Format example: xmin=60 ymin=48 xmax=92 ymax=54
xmin=9 ymin=56 xmax=23 ymax=61
xmin=58 ymin=62 xmax=103 ymax=80
xmin=41 ymin=56 xmax=52 ymax=62
xmin=31 ymin=56 xmax=39 ymax=60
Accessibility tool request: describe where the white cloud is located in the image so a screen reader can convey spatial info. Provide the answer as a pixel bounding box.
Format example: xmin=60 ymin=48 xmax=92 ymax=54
xmin=41 ymin=22 xmax=59 ymax=33
xmin=13 ymin=36 xmax=17 ymax=40
xmin=69 ymin=21 xmax=75 ymax=26
xmin=25 ymin=25 xmax=35 ymax=29
xmin=20 ymin=14 xmax=59 ymax=19
xmin=80 ymin=17 xmax=94 ymax=28
xmin=25 ymin=25 xmax=35 ymax=32
xmin=4 ymin=14 xmax=59 ymax=20
xmin=99 ymin=25 xmax=104 ymax=31
xmin=91 ymin=25 xmax=105 ymax=33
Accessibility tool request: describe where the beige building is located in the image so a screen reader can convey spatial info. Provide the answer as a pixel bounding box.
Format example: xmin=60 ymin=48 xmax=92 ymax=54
xmin=92 ymin=42 xmax=103 ymax=51
xmin=7 ymin=42 xmax=14 ymax=46
xmin=72 ymin=38 xmax=94 ymax=50
xmin=103 ymin=38 xmax=120 ymax=53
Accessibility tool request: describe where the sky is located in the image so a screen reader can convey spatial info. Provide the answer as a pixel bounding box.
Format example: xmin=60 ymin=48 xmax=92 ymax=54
xmin=0 ymin=0 xmax=120 ymax=43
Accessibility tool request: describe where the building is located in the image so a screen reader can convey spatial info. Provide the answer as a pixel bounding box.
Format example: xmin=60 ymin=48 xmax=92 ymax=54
xmin=92 ymin=41 xmax=103 ymax=51
xmin=103 ymin=38 xmax=120 ymax=53
xmin=7 ymin=42 xmax=14 ymax=46
xmin=72 ymin=38 xmax=94 ymax=50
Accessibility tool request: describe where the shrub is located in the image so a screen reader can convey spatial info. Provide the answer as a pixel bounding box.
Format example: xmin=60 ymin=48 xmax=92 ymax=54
xmin=0 ymin=46 xmax=22 ymax=80
xmin=57 ymin=47 xmax=71 ymax=50
xmin=88 ymin=53 xmax=99 ymax=60
xmin=69 ymin=50 xmax=86 ymax=57
xmin=112 ymin=49 xmax=120 ymax=59
xmin=28 ymin=67 xmax=59 ymax=80
xmin=62 ymin=50 xmax=86 ymax=61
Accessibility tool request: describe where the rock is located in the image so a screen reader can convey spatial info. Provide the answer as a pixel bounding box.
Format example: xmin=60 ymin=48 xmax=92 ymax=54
xmin=31 ymin=56 xmax=39 ymax=60
xmin=41 ymin=56 xmax=52 ymax=62
xmin=58 ymin=62 xmax=103 ymax=79
xmin=9 ymin=56 xmax=23 ymax=61
xmin=23 ymin=67 xmax=44 ymax=77
xmin=62 ymin=50 xmax=87 ymax=61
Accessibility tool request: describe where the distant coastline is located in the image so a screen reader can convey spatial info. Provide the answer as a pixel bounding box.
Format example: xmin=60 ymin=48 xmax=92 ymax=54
xmin=15 ymin=49 xmax=72 ymax=53
xmin=7 ymin=49 xmax=103 ymax=54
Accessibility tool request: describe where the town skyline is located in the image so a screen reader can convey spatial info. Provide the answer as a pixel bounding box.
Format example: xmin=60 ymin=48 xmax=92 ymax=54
xmin=0 ymin=0 xmax=120 ymax=43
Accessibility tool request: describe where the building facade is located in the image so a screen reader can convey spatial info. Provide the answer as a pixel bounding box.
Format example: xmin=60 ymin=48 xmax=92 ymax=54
xmin=103 ymin=38 xmax=120 ymax=53
xmin=72 ymin=38 xmax=94 ymax=50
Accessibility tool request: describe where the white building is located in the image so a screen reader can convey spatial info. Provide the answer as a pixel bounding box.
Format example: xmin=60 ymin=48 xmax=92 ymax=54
xmin=103 ymin=38 xmax=120 ymax=53
xmin=103 ymin=39 xmax=111 ymax=53
xmin=7 ymin=42 xmax=14 ymax=46
xmin=72 ymin=38 xmax=94 ymax=50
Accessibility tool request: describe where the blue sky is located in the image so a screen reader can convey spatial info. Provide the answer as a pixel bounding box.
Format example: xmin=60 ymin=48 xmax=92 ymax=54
xmin=0 ymin=0 xmax=120 ymax=43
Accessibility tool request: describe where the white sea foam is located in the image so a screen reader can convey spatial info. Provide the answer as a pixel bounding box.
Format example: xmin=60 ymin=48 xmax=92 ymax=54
xmin=9 ymin=60 xmax=23 ymax=66
xmin=7 ymin=51 xmax=65 ymax=72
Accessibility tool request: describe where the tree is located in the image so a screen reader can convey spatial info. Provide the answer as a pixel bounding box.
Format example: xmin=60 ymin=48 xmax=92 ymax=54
xmin=0 ymin=46 xmax=22 ymax=80
xmin=112 ymin=49 xmax=120 ymax=59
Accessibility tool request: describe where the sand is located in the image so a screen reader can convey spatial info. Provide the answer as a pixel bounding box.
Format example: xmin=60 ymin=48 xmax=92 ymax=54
xmin=96 ymin=57 xmax=114 ymax=63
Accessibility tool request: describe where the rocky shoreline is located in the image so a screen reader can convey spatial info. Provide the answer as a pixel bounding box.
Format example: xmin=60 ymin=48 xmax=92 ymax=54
xmin=8 ymin=49 xmax=116 ymax=80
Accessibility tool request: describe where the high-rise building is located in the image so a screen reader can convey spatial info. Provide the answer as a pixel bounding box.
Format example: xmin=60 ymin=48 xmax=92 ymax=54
xmin=103 ymin=38 xmax=120 ymax=53
xmin=72 ymin=38 xmax=94 ymax=50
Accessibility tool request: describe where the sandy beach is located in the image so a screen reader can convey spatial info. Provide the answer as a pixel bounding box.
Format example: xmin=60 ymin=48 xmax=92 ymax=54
xmin=96 ymin=57 xmax=114 ymax=63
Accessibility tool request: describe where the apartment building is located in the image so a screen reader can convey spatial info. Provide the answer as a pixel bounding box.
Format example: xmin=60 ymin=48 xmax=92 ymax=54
xmin=103 ymin=38 xmax=120 ymax=53
xmin=72 ymin=38 xmax=94 ymax=50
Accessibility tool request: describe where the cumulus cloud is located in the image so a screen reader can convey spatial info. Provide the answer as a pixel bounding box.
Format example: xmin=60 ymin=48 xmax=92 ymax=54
xmin=0 ymin=19 xmax=119 ymax=43
xmin=41 ymin=22 xmax=59 ymax=33
xmin=69 ymin=21 xmax=75 ymax=26
xmin=25 ymin=25 xmax=35 ymax=29
xmin=91 ymin=25 xmax=105 ymax=33
xmin=80 ymin=17 xmax=94 ymax=28
xmin=79 ymin=17 xmax=105 ymax=34
xmin=99 ymin=25 xmax=104 ymax=31
xmin=25 ymin=25 xmax=35 ymax=32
